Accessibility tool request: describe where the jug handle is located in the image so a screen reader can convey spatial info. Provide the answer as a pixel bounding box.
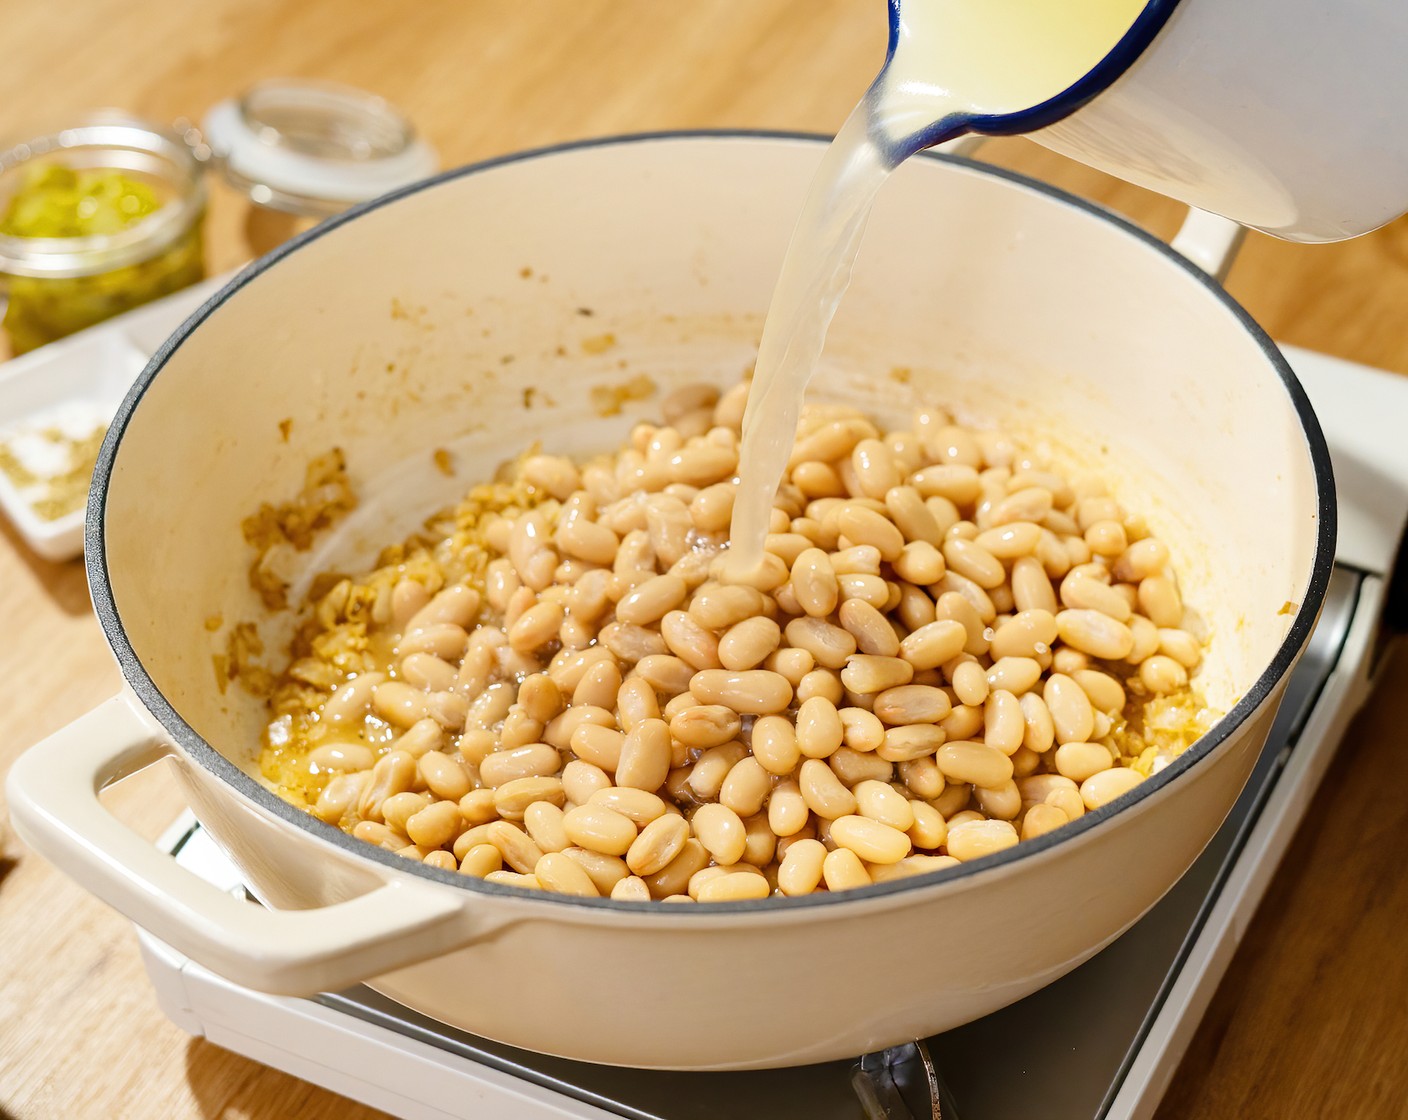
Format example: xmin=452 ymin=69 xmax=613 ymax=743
xmin=5 ymin=692 xmax=470 ymax=996
xmin=936 ymin=136 xmax=1248 ymax=282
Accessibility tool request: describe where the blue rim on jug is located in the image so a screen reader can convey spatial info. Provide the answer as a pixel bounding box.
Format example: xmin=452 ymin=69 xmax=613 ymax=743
xmin=883 ymin=0 xmax=1181 ymax=158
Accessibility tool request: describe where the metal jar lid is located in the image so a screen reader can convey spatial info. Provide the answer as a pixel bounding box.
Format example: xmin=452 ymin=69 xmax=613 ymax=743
xmin=202 ymin=79 xmax=438 ymax=217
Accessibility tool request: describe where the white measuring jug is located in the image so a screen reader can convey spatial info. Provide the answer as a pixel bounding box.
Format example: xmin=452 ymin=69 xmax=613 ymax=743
xmin=877 ymin=0 xmax=1408 ymax=243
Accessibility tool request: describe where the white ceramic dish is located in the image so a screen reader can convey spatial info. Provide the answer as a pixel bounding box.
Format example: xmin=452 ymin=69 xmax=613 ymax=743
xmin=0 ymin=277 xmax=227 ymax=561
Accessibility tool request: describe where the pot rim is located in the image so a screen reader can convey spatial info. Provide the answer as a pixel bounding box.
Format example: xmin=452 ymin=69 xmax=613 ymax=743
xmin=85 ymin=129 xmax=1337 ymax=916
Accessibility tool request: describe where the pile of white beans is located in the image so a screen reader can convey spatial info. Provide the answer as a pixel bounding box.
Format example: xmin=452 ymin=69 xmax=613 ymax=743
xmin=267 ymin=376 xmax=1206 ymax=902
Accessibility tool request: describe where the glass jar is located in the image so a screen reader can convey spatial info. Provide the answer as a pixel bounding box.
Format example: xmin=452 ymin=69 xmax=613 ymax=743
xmin=0 ymin=112 xmax=207 ymax=354
xmin=203 ymin=79 xmax=437 ymax=255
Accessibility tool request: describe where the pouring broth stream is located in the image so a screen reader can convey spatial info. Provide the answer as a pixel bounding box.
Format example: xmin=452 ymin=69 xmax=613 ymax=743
xmin=725 ymin=0 xmax=1146 ymax=579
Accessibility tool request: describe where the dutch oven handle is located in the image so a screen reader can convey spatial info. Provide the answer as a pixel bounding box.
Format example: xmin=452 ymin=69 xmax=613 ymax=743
xmin=1168 ymin=206 xmax=1247 ymax=284
xmin=6 ymin=692 xmax=467 ymax=996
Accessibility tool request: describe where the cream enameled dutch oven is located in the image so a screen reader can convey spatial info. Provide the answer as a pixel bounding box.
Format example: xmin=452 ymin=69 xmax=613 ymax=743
xmin=7 ymin=133 xmax=1333 ymax=1070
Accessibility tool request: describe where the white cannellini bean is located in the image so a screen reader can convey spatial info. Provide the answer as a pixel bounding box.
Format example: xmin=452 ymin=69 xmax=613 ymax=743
xmin=261 ymin=378 xmax=1207 ymax=903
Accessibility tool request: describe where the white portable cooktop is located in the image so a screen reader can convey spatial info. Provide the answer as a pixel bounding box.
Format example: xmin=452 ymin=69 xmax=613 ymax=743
xmin=135 ymin=344 xmax=1408 ymax=1120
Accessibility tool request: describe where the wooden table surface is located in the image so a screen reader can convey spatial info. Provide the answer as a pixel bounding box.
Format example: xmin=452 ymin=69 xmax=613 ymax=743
xmin=2 ymin=3 xmax=1406 ymax=1118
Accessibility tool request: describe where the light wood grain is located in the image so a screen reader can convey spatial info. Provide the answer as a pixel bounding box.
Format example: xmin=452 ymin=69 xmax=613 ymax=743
xmin=1 ymin=3 xmax=1406 ymax=1118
